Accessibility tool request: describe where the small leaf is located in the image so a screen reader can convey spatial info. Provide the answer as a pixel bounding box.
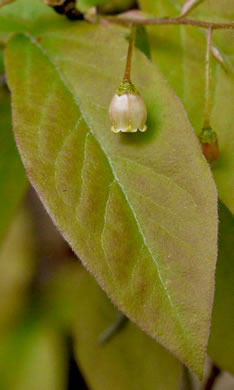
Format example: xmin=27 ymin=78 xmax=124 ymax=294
xmin=5 ymin=23 xmax=218 ymax=378
xmin=208 ymin=201 xmax=234 ymax=374
xmin=72 ymin=266 xmax=182 ymax=390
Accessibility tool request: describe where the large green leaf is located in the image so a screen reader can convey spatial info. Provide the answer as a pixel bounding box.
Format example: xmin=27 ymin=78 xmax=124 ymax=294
xmin=0 ymin=58 xmax=27 ymax=246
xmin=139 ymin=0 xmax=234 ymax=213
xmin=208 ymin=201 xmax=234 ymax=374
xmin=72 ymin=266 xmax=182 ymax=390
xmin=5 ymin=22 xmax=218 ymax=378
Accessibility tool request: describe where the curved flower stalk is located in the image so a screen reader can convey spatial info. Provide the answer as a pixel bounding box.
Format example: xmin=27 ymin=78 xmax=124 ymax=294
xmin=199 ymin=27 xmax=219 ymax=164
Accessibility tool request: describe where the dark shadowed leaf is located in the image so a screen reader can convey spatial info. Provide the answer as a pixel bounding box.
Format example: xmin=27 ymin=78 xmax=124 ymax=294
xmin=208 ymin=201 xmax=234 ymax=374
xmin=0 ymin=208 xmax=35 ymax=331
xmin=72 ymin=266 xmax=182 ymax=390
xmin=0 ymin=315 xmax=67 ymax=390
xmin=0 ymin=56 xmax=27 ymax=246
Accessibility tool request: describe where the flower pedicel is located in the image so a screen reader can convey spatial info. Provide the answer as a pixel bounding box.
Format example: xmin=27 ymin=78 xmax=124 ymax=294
xmin=109 ymin=25 xmax=147 ymax=133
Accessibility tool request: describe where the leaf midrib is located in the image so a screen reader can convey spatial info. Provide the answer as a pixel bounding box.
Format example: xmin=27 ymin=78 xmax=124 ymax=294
xmin=25 ymin=32 xmax=192 ymax=348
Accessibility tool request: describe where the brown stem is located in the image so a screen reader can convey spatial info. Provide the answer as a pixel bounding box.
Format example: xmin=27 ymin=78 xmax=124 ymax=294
xmin=0 ymin=0 xmax=15 ymax=8
xmin=105 ymin=16 xmax=234 ymax=30
xmin=180 ymin=366 xmax=194 ymax=390
xmin=204 ymin=364 xmax=221 ymax=390
xmin=203 ymin=26 xmax=212 ymax=129
xmin=98 ymin=313 xmax=128 ymax=343
xmin=124 ymin=24 xmax=136 ymax=81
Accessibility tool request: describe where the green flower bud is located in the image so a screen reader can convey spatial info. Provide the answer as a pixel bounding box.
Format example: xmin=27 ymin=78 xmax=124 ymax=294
xmin=199 ymin=127 xmax=217 ymax=145
xmin=199 ymin=127 xmax=219 ymax=164
xmin=109 ymin=80 xmax=147 ymax=133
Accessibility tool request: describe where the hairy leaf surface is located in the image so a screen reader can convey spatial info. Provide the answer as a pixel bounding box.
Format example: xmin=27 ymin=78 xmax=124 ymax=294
xmin=140 ymin=0 xmax=234 ymax=213
xmin=73 ymin=267 xmax=182 ymax=390
xmin=5 ymin=21 xmax=218 ymax=377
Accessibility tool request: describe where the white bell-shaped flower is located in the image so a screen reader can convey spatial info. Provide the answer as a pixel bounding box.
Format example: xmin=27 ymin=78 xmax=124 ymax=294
xmin=109 ymin=80 xmax=147 ymax=133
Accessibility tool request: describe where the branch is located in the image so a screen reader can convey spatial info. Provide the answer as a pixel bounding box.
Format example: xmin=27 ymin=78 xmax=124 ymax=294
xmin=98 ymin=313 xmax=128 ymax=344
xmin=204 ymin=364 xmax=221 ymax=390
xmin=180 ymin=366 xmax=194 ymax=390
xmin=105 ymin=16 xmax=234 ymax=30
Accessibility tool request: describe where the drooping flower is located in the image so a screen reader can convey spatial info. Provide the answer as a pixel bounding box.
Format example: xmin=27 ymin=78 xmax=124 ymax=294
xmin=109 ymin=80 xmax=147 ymax=133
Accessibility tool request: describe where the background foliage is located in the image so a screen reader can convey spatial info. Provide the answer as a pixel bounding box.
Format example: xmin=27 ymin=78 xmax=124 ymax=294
xmin=0 ymin=0 xmax=233 ymax=389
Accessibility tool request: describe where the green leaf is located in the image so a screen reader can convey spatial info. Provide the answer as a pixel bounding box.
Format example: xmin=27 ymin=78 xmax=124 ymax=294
xmin=135 ymin=26 xmax=151 ymax=60
xmin=0 ymin=207 xmax=35 ymax=331
xmin=0 ymin=315 xmax=67 ymax=390
xmin=139 ymin=0 xmax=234 ymax=213
xmin=0 ymin=201 xmax=66 ymax=389
xmin=173 ymin=0 xmax=234 ymax=21
xmin=0 ymin=60 xmax=27 ymax=246
xmin=0 ymin=0 xmax=69 ymax=35
xmin=79 ymin=0 xmax=135 ymax=13
xmin=79 ymin=0 xmax=110 ymax=10
xmin=72 ymin=266 xmax=182 ymax=390
xmin=208 ymin=201 xmax=234 ymax=374
xmin=0 ymin=50 xmax=4 ymax=73
xmin=5 ymin=23 xmax=218 ymax=378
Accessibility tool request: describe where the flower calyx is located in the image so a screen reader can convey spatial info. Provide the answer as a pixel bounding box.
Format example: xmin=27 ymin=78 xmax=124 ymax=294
xmin=199 ymin=127 xmax=219 ymax=164
xmin=116 ymin=79 xmax=139 ymax=96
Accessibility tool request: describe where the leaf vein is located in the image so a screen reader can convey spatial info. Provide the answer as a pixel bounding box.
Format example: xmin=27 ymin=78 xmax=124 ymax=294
xmin=28 ymin=32 xmax=188 ymax=341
